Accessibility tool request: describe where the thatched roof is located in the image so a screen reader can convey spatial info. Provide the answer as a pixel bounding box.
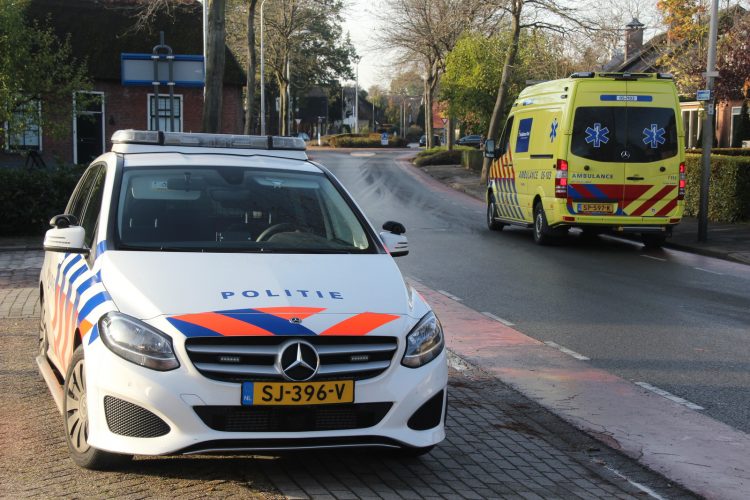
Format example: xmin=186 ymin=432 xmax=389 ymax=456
xmin=24 ymin=0 xmax=244 ymax=85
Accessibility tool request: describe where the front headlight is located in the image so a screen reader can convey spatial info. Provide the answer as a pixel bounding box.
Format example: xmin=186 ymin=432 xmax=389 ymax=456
xmin=402 ymin=311 xmax=445 ymax=368
xmin=99 ymin=312 xmax=179 ymax=371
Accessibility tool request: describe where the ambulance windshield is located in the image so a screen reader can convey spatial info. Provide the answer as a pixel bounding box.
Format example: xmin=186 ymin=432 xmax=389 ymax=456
xmin=571 ymin=107 xmax=678 ymax=163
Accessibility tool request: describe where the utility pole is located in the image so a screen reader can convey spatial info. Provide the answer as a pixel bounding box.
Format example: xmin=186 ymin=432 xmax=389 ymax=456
xmin=698 ymin=0 xmax=719 ymax=242
xmin=259 ymin=0 xmax=267 ymax=135
xmin=354 ymin=56 xmax=360 ymax=134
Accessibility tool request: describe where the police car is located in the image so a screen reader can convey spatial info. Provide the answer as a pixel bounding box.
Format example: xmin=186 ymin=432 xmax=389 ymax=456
xmin=38 ymin=130 xmax=447 ymax=469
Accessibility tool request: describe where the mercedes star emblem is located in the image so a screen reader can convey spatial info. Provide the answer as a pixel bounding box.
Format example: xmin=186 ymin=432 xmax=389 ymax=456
xmin=276 ymin=340 xmax=320 ymax=381
xmin=621 ymin=150 xmax=631 ymax=159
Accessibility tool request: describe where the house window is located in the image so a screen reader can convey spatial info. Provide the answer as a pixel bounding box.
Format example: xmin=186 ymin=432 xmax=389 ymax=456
xmin=681 ymin=107 xmax=701 ymax=149
xmin=730 ymin=106 xmax=750 ymax=147
xmin=4 ymin=100 xmax=42 ymax=151
xmin=147 ymin=94 xmax=183 ymax=132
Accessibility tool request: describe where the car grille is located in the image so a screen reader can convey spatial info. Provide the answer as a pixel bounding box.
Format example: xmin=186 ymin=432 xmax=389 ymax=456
xmin=104 ymin=396 xmax=170 ymax=438
xmin=193 ymin=403 xmax=393 ymax=432
xmin=184 ymin=336 xmax=399 ymax=382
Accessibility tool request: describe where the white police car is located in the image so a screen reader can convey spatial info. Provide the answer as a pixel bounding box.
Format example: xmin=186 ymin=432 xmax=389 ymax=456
xmin=38 ymin=130 xmax=447 ymax=469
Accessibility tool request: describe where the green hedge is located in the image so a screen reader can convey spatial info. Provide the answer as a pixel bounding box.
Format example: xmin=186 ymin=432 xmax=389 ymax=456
xmin=684 ymin=154 xmax=750 ymax=222
xmin=686 ymin=148 xmax=750 ymax=157
xmin=0 ymin=165 xmax=85 ymax=236
xmin=414 ymin=150 xmax=463 ymax=166
xmin=462 ymin=150 xmax=483 ymax=172
xmin=327 ymin=133 xmax=407 ymax=148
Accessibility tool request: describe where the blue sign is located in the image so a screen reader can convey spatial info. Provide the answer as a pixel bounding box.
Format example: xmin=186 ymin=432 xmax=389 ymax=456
xmin=516 ymin=118 xmax=533 ymax=153
xmin=600 ymin=95 xmax=653 ymax=102
xmin=549 ymin=118 xmax=558 ymax=142
xmin=381 ymin=133 xmax=389 ymax=146
xmin=241 ymin=382 xmax=254 ymax=405
xmin=642 ymin=123 xmax=666 ymax=148
xmin=585 ymin=123 xmax=609 ymax=148
xmin=696 ymin=89 xmax=712 ymax=101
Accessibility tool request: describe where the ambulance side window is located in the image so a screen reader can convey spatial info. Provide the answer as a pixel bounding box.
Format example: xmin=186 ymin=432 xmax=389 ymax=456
xmin=498 ymin=117 xmax=514 ymax=154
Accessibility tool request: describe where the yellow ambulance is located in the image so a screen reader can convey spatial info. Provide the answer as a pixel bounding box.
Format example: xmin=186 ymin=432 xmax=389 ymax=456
xmin=484 ymin=72 xmax=686 ymax=247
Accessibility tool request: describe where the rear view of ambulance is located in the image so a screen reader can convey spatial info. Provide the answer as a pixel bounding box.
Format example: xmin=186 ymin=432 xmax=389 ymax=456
xmin=485 ymin=72 xmax=686 ymax=247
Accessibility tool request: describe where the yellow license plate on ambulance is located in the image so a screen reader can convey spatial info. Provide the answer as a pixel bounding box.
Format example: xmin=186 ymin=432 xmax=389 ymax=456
xmin=242 ymin=380 xmax=354 ymax=406
xmin=576 ymin=203 xmax=614 ymax=214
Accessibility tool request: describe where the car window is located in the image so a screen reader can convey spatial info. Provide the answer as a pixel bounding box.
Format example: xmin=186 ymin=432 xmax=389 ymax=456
xmin=116 ymin=166 xmax=374 ymax=253
xmin=499 ymin=117 xmax=514 ymax=154
xmin=79 ymin=165 xmax=106 ymax=248
xmin=571 ymin=106 xmax=677 ymax=163
xmin=66 ymin=166 xmax=100 ymax=223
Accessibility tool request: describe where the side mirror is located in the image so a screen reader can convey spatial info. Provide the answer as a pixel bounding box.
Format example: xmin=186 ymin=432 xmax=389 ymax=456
xmin=44 ymin=214 xmax=88 ymax=254
xmin=380 ymin=221 xmax=408 ymax=257
xmin=382 ymin=220 xmax=406 ymax=235
xmin=483 ymin=139 xmax=496 ymax=158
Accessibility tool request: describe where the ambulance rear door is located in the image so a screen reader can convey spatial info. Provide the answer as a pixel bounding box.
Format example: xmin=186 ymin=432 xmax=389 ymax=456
xmin=620 ymin=81 xmax=681 ymax=219
xmin=567 ymin=80 xmax=628 ymax=217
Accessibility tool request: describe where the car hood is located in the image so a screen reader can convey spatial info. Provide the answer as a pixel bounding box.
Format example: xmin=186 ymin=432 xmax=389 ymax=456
xmin=99 ymin=251 xmax=429 ymax=337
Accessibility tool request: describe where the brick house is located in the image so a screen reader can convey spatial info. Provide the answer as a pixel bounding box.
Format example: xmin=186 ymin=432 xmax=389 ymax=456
xmin=603 ymin=13 xmax=749 ymax=148
xmin=2 ymin=0 xmax=245 ymax=167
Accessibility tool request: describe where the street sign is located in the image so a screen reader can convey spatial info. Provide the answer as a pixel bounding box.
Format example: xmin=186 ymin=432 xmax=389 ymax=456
xmin=381 ymin=133 xmax=389 ymax=146
xmin=121 ymin=54 xmax=204 ymax=86
xmin=696 ymin=89 xmax=712 ymax=101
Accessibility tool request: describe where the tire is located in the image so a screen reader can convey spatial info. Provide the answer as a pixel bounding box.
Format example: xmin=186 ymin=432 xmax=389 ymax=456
xmin=486 ymin=194 xmax=505 ymax=231
xmin=533 ymin=202 xmax=553 ymax=245
xmin=63 ymin=346 xmax=131 ymax=470
xmin=642 ymin=233 xmax=666 ymax=249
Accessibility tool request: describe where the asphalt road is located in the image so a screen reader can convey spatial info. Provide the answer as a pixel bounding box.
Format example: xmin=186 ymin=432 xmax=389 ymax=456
xmin=311 ymin=150 xmax=750 ymax=434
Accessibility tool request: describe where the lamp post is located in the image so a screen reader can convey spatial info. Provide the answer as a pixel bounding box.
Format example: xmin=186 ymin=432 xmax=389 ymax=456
xmin=260 ymin=0 xmax=268 ymax=135
xmin=354 ymin=56 xmax=361 ymax=133
xmin=698 ymin=0 xmax=719 ymax=242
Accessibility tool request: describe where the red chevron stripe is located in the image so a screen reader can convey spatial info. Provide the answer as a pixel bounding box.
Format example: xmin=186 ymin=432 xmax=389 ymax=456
xmin=654 ymin=198 xmax=678 ymax=217
xmin=176 ymin=312 xmax=274 ymax=336
xmin=630 ymin=186 xmax=676 ymax=216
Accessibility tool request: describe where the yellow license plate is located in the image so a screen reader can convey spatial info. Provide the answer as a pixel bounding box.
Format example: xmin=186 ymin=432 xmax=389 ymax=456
xmin=242 ymin=380 xmax=354 ymax=406
xmin=577 ymin=203 xmax=614 ymax=214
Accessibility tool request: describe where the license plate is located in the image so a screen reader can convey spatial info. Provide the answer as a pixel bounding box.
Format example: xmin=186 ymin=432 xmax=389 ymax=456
xmin=242 ymin=380 xmax=354 ymax=406
xmin=576 ymin=203 xmax=614 ymax=214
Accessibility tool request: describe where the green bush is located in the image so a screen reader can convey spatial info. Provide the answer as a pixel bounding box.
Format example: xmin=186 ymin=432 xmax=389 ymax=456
xmin=0 ymin=165 xmax=85 ymax=236
xmin=462 ymin=150 xmax=483 ymax=172
xmin=416 ymin=145 xmax=473 ymax=158
xmin=327 ymin=133 xmax=407 ymax=148
xmin=684 ymin=154 xmax=750 ymax=222
xmin=685 ymin=148 xmax=750 ymax=157
xmin=414 ymin=150 xmax=463 ymax=166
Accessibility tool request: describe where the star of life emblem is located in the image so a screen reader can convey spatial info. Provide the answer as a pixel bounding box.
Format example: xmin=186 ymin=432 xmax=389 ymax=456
xmin=642 ymin=123 xmax=666 ymax=149
xmin=585 ymin=123 xmax=609 ymax=148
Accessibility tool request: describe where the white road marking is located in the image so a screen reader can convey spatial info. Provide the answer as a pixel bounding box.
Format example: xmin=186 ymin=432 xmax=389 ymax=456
xmin=350 ymin=152 xmax=375 ymax=157
xmin=694 ymin=267 xmax=724 ymax=276
xmin=437 ymin=290 xmax=462 ymax=301
xmin=635 ymin=382 xmax=704 ymax=410
xmin=603 ymin=465 xmax=667 ymax=500
xmin=481 ymin=312 xmax=515 ymax=326
xmin=544 ymin=341 xmax=590 ymax=361
xmin=641 ymin=255 xmax=666 ymax=262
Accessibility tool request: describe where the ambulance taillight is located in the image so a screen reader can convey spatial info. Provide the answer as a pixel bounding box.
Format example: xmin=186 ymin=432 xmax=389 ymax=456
xmin=555 ymin=159 xmax=568 ymax=198
xmin=678 ymin=162 xmax=686 ymax=200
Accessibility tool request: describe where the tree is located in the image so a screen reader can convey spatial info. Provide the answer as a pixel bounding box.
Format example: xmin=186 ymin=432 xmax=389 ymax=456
xmin=263 ymin=0 xmax=354 ymax=135
xmin=0 ymin=0 xmax=91 ymax=142
xmin=655 ymin=0 xmax=708 ymax=96
xmin=376 ymin=0 xmax=498 ymax=149
xmin=243 ymin=0 xmax=259 ymax=134
xmin=715 ymin=8 xmax=750 ymax=102
xmin=480 ymin=0 xmax=588 ymax=182
xmin=203 ymin=0 xmax=227 ymax=133
xmin=441 ymin=30 xmax=574 ymax=134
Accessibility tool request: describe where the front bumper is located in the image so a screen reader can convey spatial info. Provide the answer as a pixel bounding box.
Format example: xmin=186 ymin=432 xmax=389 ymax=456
xmin=84 ymin=339 xmax=448 ymax=455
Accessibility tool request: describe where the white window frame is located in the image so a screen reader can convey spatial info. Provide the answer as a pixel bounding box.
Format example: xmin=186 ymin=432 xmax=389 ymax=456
xmin=730 ymin=106 xmax=750 ymax=147
xmin=4 ymin=99 xmax=42 ymax=151
xmin=72 ymin=91 xmax=106 ymax=165
xmin=147 ymin=93 xmax=183 ymax=132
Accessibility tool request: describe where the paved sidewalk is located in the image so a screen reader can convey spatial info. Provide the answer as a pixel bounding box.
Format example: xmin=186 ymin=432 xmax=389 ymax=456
xmin=0 ymin=248 xmax=42 ymax=319
xmin=417 ymin=162 xmax=750 ymax=265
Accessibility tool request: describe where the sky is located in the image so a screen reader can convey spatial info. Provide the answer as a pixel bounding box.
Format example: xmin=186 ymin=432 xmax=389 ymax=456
xmin=341 ymin=0 xmax=393 ymax=91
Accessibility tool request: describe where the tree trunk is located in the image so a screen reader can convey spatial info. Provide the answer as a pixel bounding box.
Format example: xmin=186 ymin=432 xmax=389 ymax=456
xmin=447 ymin=115 xmax=454 ymax=150
xmin=481 ymin=0 xmax=522 ymax=183
xmin=279 ymin=78 xmax=289 ymax=136
xmin=244 ymin=0 xmax=258 ymax=135
xmin=203 ymin=0 xmax=226 ymax=133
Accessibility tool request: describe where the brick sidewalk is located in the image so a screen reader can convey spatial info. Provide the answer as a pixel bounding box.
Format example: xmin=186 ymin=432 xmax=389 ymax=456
xmin=0 ymin=249 xmax=42 ymax=319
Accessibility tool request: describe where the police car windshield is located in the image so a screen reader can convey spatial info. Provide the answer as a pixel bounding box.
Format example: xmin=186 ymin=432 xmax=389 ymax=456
xmin=115 ymin=166 xmax=374 ymax=253
xmin=571 ymin=107 xmax=678 ymax=163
